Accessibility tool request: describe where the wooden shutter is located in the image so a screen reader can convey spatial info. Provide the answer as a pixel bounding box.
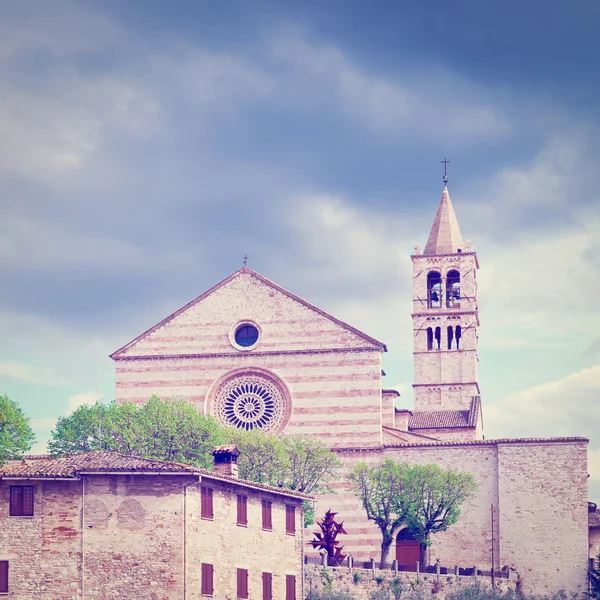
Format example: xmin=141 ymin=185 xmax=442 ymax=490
xmin=22 ymin=486 xmax=34 ymax=516
xmin=201 ymin=487 xmax=213 ymax=519
xmin=237 ymin=495 xmax=247 ymax=526
xmin=262 ymin=572 xmax=272 ymax=600
xmin=286 ymin=574 xmax=296 ymax=600
xmin=286 ymin=505 xmax=295 ymax=534
xmin=201 ymin=563 xmax=213 ymax=595
xmin=237 ymin=568 xmax=248 ymax=599
xmin=261 ymin=499 xmax=272 ymax=530
xmin=0 ymin=561 xmax=8 ymax=594
xmin=10 ymin=486 xmax=22 ymax=516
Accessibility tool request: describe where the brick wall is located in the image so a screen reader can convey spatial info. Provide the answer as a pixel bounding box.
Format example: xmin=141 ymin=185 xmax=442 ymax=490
xmin=308 ymin=439 xmax=588 ymax=595
xmin=0 ymin=473 xmax=304 ymax=600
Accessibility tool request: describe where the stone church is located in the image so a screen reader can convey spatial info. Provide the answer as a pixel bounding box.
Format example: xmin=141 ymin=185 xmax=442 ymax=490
xmin=111 ymin=183 xmax=589 ymax=594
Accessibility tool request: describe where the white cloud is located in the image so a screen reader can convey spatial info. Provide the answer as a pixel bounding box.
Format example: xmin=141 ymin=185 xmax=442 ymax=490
xmin=269 ymin=29 xmax=512 ymax=143
xmin=66 ymin=392 xmax=101 ymax=414
xmin=0 ymin=361 xmax=71 ymax=387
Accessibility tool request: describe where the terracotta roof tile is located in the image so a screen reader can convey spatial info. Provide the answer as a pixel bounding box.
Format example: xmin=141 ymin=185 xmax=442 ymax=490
xmin=590 ymin=509 xmax=600 ymax=528
xmin=409 ymin=410 xmax=470 ymax=429
xmin=0 ymin=451 xmax=314 ymax=501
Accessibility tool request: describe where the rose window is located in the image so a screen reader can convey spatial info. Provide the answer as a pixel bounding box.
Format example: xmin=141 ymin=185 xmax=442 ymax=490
xmin=213 ymin=374 xmax=287 ymax=432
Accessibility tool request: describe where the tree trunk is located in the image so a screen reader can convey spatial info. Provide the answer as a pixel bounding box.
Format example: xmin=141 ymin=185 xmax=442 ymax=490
xmin=380 ymin=538 xmax=393 ymax=568
xmin=419 ymin=534 xmax=430 ymax=567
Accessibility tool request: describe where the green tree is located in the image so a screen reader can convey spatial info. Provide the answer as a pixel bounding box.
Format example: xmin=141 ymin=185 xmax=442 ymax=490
xmin=0 ymin=395 xmax=35 ymax=464
xmin=49 ymin=396 xmax=224 ymax=469
xmin=348 ymin=459 xmax=413 ymax=567
xmin=349 ymin=460 xmax=477 ymax=567
xmin=404 ymin=464 xmax=477 ymax=565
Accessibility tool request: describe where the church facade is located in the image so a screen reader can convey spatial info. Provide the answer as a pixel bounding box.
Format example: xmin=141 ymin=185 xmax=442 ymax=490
xmin=111 ymin=184 xmax=589 ymax=594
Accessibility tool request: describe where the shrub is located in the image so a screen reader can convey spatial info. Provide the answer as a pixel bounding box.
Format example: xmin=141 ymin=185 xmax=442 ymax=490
xmin=375 ymin=575 xmax=385 ymax=585
xmin=353 ymin=572 xmax=361 ymax=584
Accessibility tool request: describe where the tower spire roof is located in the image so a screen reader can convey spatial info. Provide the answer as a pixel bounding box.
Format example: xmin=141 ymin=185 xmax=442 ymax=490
xmin=423 ymin=185 xmax=465 ymax=255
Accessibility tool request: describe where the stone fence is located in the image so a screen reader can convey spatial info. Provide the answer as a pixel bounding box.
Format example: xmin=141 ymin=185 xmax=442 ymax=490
xmin=304 ymin=562 xmax=518 ymax=600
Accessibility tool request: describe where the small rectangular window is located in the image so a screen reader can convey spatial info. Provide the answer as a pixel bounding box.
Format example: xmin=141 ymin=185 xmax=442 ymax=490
xmin=262 ymin=572 xmax=272 ymax=600
xmin=0 ymin=561 xmax=8 ymax=594
xmin=286 ymin=574 xmax=296 ymax=600
xmin=201 ymin=563 xmax=214 ymax=596
xmin=285 ymin=505 xmax=296 ymax=535
xmin=261 ymin=499 xmax=272 ymax=530
xmin=10 ymin=486 xmax=34 ymax=516
xmin=237 ymin=568 xmax=248 ymax=599
xmin=237 ymin=495 xmax=247 ymax=526
xmin=201 ymin=487 xmax=213 ymax=520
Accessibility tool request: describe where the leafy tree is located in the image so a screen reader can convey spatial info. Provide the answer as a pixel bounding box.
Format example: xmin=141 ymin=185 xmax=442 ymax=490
xmin=348 ymin=459 xmax=413 ymax=567
xmin=0 ymin=395 xmax=35 ymax=464
xmin=404 ymin=464 xmax=477 ymax=565
xmin=224 ymin=428 xmax=342 ymax=494
xmin=49 ymin=396 xmax=224 ymax=469
xmin=349 ymin=460 xmax=477 ymax=567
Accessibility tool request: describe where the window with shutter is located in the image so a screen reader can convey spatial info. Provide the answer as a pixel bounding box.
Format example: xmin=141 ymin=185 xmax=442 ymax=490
xmin=285 ymin=505 xmax=295 ymax=534
xmin=286 ymin=574 xmax=296 ymax=600
xmin=0 ymin=561 xmax=8 ymax=594
xmin=237 ymin=495 xmax=247 ymax=526
xmin=201 ymin=563 xmax=214 ymax=596
xmin=262 ymin=572 xmax=272 ymax=600
xmin=201 ymin=487 xmax=214 ymax=520
xmin=261 ymin=499 xmax=272 ymax=530
xmin=237 ymin=568 xmax=248 ymax=599
xmin=10 ymin=486 xmax=34 ymax=516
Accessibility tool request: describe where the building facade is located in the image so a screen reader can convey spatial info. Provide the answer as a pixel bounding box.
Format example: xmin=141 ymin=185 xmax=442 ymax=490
xmin=0 ymin=449 xmax=307 ymax=600
xmin=108 ymin=183 xmax=590 ymax=594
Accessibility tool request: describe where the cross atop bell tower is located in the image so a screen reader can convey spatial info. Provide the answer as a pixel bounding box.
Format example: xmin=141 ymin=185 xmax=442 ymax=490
xmin=411 ymin=179 xmax=481 ymax=425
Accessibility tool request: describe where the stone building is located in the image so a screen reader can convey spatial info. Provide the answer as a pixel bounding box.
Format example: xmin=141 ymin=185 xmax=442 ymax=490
xmin=0 ymin=448 xmax=308 ymax=599
xmin=109 ymin=182 xmax=590 ymax=594
xmin=590 ymin=502 xmax=600 ymax=564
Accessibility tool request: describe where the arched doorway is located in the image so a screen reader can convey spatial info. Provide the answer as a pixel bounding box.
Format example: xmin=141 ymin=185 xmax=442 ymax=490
xmin=396 ymin=528 xmax=420 ymax=569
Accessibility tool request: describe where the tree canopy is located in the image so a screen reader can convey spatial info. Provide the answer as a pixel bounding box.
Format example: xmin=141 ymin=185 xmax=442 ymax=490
xmin=49 ymin=395 xmax=341 ymax=510
xmin=0 ymin=395 xmax=36 ymax=464
xmin=349 ymin=459 xmax=477 ymax=567
xmin=49 ymin=396 xmax=224 ymax=469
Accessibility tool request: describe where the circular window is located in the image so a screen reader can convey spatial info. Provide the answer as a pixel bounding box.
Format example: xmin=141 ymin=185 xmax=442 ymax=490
xmin=213 ymin=374 xmax=287 ymax=432
xmin=234 ymin=324 xmax=259 ymax=348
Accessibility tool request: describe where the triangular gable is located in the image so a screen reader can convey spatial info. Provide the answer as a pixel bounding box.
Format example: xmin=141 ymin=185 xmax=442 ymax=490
xmin=111 ymin=267 xmax=386 ymax=359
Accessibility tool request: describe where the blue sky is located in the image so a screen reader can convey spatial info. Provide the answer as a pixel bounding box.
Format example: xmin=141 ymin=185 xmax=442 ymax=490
xmin=1 ymin=0 xmax=599 ymax=495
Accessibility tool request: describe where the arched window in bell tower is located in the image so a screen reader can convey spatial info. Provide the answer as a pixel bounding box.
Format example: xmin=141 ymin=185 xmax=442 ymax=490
xmin=456 ymin=325 xmax=462 ymax=349
xmin=434 ymin=327 xmax=441 ymax=350
xmin=426 ymin=327 xmax=433 ymax=351
xmin=446 ymin=270 xmax=461 ymax=308
xmin=447 ymin=326 xmax=454 ymax=350
xmin=427 ymin=272 xmax=442 ymax=308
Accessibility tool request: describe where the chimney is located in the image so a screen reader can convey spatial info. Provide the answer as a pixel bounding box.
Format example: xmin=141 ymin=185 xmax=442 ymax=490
xmin=212 ymin=445 xmax=240 ymax=478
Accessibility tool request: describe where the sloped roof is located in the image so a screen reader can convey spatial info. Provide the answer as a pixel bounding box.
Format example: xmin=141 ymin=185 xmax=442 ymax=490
xmin=0 ymin=451 xmax=313 ymax=500
xmin=382 ymin=425 xmax=439 ymax=443
xmin=1 ymin=452 xmax=197 ymax=478
xmin=111 ymin=267 xmax=386 ymax=359
xmin=409 ymin=396 xmax=481 ymax=431
xmin=590 ymin=507 xmax=600 ymax=528
xmin=424 ymin=186 xmax=465 ymax=255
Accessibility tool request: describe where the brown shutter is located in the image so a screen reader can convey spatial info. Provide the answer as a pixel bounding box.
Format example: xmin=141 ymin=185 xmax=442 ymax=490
xmin=202 ymin=563 xmax=214 ymax=595
xmin=262 ymin=499 xmax=272 ymax=530
xmin=286 ymin=505 xmax=295 ymax=534
xmin=262 ymin=572 xmax=272 ymax=600
xmin=286 ymin=574 xmax=296 ymax=600
xmin=237 ymin=495 xmax=247 ymax=525
xmin=10 ymin=486 xmax=22 ymax=516
xmin=237 ymin=568 xmax=248 ymax=599
xmin=23 ymin=486 xmax=34 ymax=516
xmin=0 ymin=561 xmax=8 ymax=594
xmin=201 ymin=487 xmax=214 ymax=519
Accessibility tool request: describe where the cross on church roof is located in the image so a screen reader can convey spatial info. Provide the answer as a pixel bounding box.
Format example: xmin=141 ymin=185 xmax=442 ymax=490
xmin=441 ymin=158 xmax=450 ymax=186
xmin=243 ymin=254 xmax=249 ymax=267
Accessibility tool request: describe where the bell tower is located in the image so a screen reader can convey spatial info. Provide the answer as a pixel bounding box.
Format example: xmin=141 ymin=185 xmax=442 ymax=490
xmin=411 ymin=178 xmax=480 ymax=414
